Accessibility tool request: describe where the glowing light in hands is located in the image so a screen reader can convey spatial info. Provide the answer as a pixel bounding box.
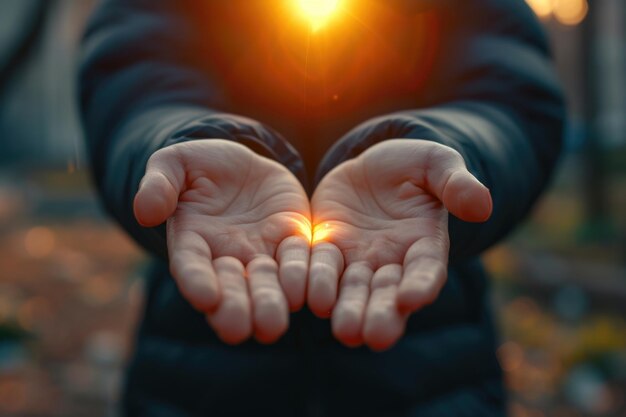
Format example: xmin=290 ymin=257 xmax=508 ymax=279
xmin=296 ymin=0 xmax=341 ymax=31
xmin=312 ymin=222 xmax=332 ymax=244
xmin=293 ymin=218 xmax=313 ymax=244
xmin=292 ymin=218 xmax=333 ymax=246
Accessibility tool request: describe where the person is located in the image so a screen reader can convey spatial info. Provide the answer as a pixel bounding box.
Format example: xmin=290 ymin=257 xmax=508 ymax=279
xmin=79 ymin=0 xmax=564 ymax=415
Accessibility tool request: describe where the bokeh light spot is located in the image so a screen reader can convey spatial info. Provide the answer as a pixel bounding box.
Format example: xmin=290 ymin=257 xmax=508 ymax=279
xmin=24 ymin=227 xmax=56 ymax=258
xmin=525 ymin=0 xmax=588 ymax=25
xmin=17 ymin=296 xmax=50 ymax=331
xmin=0 ymin=380 xmax=27 ymax=413
xmin=553 ymin=0 xmax=588 ymax=26
xmin=526 ymin=0 xmax=553 ymax=19
xmin=497 ymin=341 xmax=525 ymax=372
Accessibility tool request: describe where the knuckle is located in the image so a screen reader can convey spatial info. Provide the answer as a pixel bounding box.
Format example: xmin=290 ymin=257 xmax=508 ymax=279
xmin=253 ymin=287 xmax=280 ymax=302
xmin=149 ymin=146 xmax=174 ymax=164
xmin=280 ymin=260 xmax=307 ymax=278
xmin=221 ymin=297 xmax=249 ymax=319
xmin=310 ymin=263 xmax=336 ymax=279
xmin=248 ymin=256 xmax=277 ymax=274
xmin=431 ymin=142 xmax=459 ymax=159
xmin=214 ymin=257 xmax=245 ymax=274
xmin=341 ymin=272 xmax=366 ymax=286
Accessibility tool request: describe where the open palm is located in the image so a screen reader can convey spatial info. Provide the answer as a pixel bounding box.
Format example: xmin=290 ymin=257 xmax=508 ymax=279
xmin=309 ymin=139 xmax=492 ymax=351
xmin=134 ymin=140 xmax=311 ymax=345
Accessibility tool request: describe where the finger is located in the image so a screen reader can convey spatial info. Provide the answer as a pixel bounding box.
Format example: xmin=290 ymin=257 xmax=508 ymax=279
xmin=277 ymin=236 xmax=310 ymax=312
xmin=331 ymin=262 xmax=373 ymax=347
xmin=363 ymin=264 xmax=407 ymax=351
xmin=247 ymin=256 xmax=289 ymax=344
xmin=167 ymin=228 xmax=220 ymax=311
xmin=307 ymin=242 xmax=344 ymax=318
xmin=397 ymin=237 xmax=448 ymax=312
xmin=134 ymin=148 xmax=185 ymax=227
xmin=425 ymin=146 xmax=492 ymax=223
xmin=207 ymin=257 xmax=252 ymax=345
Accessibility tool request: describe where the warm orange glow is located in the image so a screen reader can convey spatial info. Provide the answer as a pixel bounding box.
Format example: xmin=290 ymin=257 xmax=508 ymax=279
xmin=292 ymin=218 xmax=334 ymax=245
xmin=525 ymin=0 xmax=588 ymax=25
xmin=525 ymin=0 xmax=553 ymax=18
xmin=312 ymin=222 xmax=332 ymax=244
xmin=293 ymin=217 xmax=313 ymax=244
xmin=24 ymin=227 xmax=56 ymax=258
xmin=496 ymin=341 xmax=525 ymax=372
xmin=295 ymin=0 xmax=341 ymax=30
xmin=553 ymin=0 xmax=588 ymax=26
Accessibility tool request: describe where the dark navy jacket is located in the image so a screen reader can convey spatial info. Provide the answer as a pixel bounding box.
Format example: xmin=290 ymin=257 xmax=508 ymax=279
xmin=79 ymin=1 xmax=564 ymax=415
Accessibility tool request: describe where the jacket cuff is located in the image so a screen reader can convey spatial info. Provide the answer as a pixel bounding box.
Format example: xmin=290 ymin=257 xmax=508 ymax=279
xmin=315 ymin=111 xmax=483 ymax=187
xmin=166 ymin=113 xmax=308 ymax=188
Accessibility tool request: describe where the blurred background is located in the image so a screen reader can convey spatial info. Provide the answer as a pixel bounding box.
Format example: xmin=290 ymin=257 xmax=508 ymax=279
xmin=0 ymin=0 xmax=623 ymax=416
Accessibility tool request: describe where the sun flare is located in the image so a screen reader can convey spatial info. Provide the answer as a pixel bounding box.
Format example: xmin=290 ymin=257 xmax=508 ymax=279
xmin=295 ymin=0 xmax=341 ymax=30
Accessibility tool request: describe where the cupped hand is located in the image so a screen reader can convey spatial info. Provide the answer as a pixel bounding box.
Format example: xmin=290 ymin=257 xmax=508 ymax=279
xmin=134 ymin=140 xmax=311 ymax=345
xmin=309 ymin=139 xmax=492 ymax=351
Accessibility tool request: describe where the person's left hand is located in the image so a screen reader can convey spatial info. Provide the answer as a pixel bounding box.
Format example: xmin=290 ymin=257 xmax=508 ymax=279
xmin=308 ymin=139 xmax=492 ymax=351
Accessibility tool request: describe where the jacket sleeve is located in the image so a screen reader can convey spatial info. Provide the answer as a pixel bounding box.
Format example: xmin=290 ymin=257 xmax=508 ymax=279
xmin=316 ymin=0 xmax=565 ymax=261
xmin=79 ymin=0 xmax=306 ymax=259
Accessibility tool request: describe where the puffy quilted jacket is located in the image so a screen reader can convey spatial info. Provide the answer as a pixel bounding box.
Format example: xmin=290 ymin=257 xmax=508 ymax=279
xmin=79 ymin=1 xmax=565 ymax=415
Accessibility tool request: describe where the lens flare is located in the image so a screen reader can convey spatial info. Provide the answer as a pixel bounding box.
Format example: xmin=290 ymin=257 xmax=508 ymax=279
xmin=296 ymin=0 xmax=341 ymax=30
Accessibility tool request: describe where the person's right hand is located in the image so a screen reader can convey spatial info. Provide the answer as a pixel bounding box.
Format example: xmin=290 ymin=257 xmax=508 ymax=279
xmin=133 ymin=140 xmax=311 ymax=345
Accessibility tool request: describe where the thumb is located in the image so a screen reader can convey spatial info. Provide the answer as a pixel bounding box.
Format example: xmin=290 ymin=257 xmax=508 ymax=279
xmin=440 ymin=170 xmax=492 ymax=222
xmin=133 ymin=149 xmax=185 ymax=227
xmin=426 ymin=147 xmax=492 ymax=223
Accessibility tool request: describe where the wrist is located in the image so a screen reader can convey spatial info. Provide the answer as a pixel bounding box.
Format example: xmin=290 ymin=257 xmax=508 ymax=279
xmin=164 ymin=113 xmax=308 ymax=188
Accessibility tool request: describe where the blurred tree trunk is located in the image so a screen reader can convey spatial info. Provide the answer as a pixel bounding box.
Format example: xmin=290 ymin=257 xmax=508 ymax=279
xmin=580 ymin=0 xmax=608 ymax=230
